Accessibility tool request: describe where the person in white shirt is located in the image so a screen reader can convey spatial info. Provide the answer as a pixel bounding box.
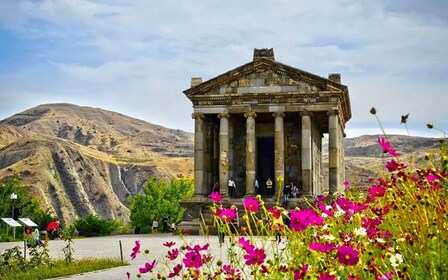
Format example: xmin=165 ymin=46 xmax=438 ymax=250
xmin=228 ymin=177 xmax=236 ymax=198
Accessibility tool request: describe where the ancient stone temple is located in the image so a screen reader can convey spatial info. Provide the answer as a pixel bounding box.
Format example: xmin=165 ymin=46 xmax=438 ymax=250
xmin=179 ymin=48 xmax=351 ymax=233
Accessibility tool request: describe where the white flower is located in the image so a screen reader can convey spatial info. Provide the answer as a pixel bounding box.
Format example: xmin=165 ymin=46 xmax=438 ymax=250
xmin=390 ymin=253 xmax=404 ymax=267
xmin=376 ymin=238 xmax=385 ymax=243
xmin=354 ymin=227 xmax=367 ymax=236
xmin=322 ymin=234 xmax=336 ymax=241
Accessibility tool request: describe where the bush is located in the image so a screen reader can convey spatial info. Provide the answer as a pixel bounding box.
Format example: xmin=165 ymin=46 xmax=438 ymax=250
xmin=73 ymin=214 xmax=120 ymax=237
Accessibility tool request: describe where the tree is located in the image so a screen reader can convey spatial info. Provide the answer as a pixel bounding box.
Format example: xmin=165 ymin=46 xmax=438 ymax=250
xmin=129 ymin=177 xmax=193 ymax=233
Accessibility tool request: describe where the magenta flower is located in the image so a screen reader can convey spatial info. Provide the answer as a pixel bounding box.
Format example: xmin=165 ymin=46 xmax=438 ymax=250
xmin=309 ymin=242 xmax=335 ymax=253
xmin=378 ymin=138 xmax=400 ymax=156
xmin=168 ymin=264 xmax=182 ymax=278
xmin=126 ymin=272 xmax=130 ymax=280
xmin=289 ymin=209 xmax=324 ymax=232
xmin=385 ymin=159 xmax=406 ymax=172
xmin=139 ymin=259 xmax=157 ymax=274
xmin=317 ymin=201 xmax=333 ymax=216
xmin=368 ymin=185 xmax=386 ymax=198
xmin=244 ymin=247 xmax=266 ymax=265
xmin=183 ymin=251 xmax=204 ymax=268
xmin=163 ymin=241 xmax=176 ymax=247
xmin=210 ymin=191 xmax=222 ymax=203
xmin=244 ymin=197 xmax=260 ymax=213
xmin=130 ymin=240 xmax=140 ymax=260
xmin=268 ymin=207 xmax=282 ymax=219
xmin=168 ymin=248 xmax=179 ymax=260
xmin=186 ymin=243 xmax=209 ymax=252
xmin=336 ymin=245 xmax=359 ymax=266
xmin=219 ymin=208 xmax=237 ymax=223
xmin=223 ymin=264 xmax=236 ymax=276
xmin=319 ymin=272 xmax=336 ymax=280
xmin=293 ymin=263 xmax=309 ymax=280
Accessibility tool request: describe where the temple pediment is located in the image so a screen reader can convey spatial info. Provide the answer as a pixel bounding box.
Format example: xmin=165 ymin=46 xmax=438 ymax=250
xmin=184 ymin=58 xmax=347 ymax=97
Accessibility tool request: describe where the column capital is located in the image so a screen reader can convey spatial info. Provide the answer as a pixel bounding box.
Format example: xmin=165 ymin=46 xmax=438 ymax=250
xmin=244 ymin=111 xmax=257 ymax=118
xmin=300 ymin=110 xmax=313 ymax=117
xmin=272 ymin=111 xmax=285 ymax=118
xmin=191 ymin=113 xmax=205 ymax=119
xmin=327 ymin=109 xmax=338 ymax=116
xmin=218 ymin=112 xmax=230 ymax=119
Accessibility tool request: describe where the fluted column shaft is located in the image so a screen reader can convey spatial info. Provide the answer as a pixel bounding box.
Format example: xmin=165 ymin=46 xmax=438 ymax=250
xmin=273 ymin=111 xmax=285 ymax=196
xmin=192 ymin=113 xmax=205 ymax=196
xmin=218 ymin=112 xmax=230 ymax=196
xmin=245 ymin=111 xmax=257 ymax=196
xmin=301 ymin=111 xmax=313 ymax=196
xmin=328 ymin=110 xmax=339 ymax=194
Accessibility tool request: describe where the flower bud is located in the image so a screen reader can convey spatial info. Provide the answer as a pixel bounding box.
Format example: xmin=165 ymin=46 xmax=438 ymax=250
xmin=370 ymin=107 xmax=377 ymax=115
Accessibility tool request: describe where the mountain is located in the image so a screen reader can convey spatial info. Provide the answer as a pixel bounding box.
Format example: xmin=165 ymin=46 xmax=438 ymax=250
xmin=0 ymin=104 xmax=194 ymax=225
xmin=0 ymin=103 xmax=442 ymax=225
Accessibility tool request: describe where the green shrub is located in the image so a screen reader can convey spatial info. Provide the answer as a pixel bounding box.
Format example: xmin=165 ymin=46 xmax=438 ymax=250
xmin=73 ymin=214 xmax=120 ymax=237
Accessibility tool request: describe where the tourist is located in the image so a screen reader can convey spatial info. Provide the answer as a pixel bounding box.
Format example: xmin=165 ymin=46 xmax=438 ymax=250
xmin=152 ymin=218 xmax=158 ymax=233
xmin=162 ymin=217 xmax=168 ymax=233
xmin=255 ymin=179 xmax=260 ymax=195
xmin=33 ymin=228 xmax=44 ymax=247
xmin=283 ymin=183 xmax=292 ymax=207
xmin=170 ymin=222 xmax=176 ymax=233
xmin=228 ymin=177 xmax=236 ymax=198
xmin=212 ymin=180 xmax=219 ymax=193
xmin=291 ymin=183 xmax=298 ymax=198
xmin=266 ymin=178 xmax=273 ymax=195
xmin=24 ymin=226 xmax=36 ymax=247
xmin=47 ymin=219 xmax=62 ymax=240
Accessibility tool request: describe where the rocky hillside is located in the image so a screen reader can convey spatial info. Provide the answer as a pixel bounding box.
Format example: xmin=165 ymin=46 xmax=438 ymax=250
xmin=0 ymin=104 xmax=194 ymax=225
xmin=0 ymin=103 xmax=441 ymax=225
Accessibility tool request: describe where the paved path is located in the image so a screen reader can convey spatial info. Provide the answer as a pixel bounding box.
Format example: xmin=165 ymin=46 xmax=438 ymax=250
xmin=0 ymin=234 xmax=228 ymax=280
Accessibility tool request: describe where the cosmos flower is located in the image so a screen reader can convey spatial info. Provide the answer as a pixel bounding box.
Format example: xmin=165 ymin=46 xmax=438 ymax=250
xmin=130 ymin=240 xmax=140 ymax=260
xmin=244 ymin=197 xmax=260 ymax=213
xmin=243 ymin=247 xmax=266 ymax=265
xmin=219 ymin=208 xmax=237 ymax=223
xmin=378 ymin=138 xmax=400 ymax=156
xmin=309 ymin=242 xmax=335 ymax=253
xmin=318 ymin=272 xmax=336 ymax=280
xmin=139 ymin=260 xmax=157 ymax=274
xmin=368 ymin=185 xmax=386 ymax=198
xmin=163 ymin=241 xmax=176 ymax=247
xmin=336 ymin=245 xmax=360 ymax=266
xmin=183 ymin=251 xmax=204 ymax=268
xmin=210 ymin=191 xmax=222 ymax=203
xmin=168 ymin=264 xmax=182 ymax=278
xmin=167 ymin=248 xmax=179 ymax=260
xmin=385 ymin=159 xmax=406 ymax=172
xmin=293 ymin=263 xmax=309 ymax=280
xmin=289 ymin=209 xmax=324 ymax=232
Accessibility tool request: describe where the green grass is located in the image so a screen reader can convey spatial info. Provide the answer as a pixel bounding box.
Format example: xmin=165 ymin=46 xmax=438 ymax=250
xmin=1 ymin=258 xmax=128 ymax=280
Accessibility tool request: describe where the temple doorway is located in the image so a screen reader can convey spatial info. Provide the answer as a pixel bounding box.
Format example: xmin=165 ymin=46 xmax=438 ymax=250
xmin=257 ymin=137 xmax=275 ymax=196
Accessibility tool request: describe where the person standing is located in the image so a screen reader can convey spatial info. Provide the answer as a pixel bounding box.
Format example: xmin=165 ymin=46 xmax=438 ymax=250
xmin=291 ymin=183 xmax=298 ymax=198
xmin=228 ymin=177 xmax=236 ymax=198
xmin=162 ymin=217 xmax=168 ymax=233
xmin=266 ymin=178 xmax=273 ymax=196
xmin=255 ymin=179 xmax=260 ymax=195
xmin=283 ymin=182 xmax=292 ymax=207
xmin=152 ymin=218 xmax=158 ymax=233
xmin=212 ymin=180 xmax=219 ymax=193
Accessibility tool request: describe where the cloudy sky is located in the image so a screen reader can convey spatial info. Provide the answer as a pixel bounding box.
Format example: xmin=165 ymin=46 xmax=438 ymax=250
xmin=0 ymin=0 xmax=447 ymax=138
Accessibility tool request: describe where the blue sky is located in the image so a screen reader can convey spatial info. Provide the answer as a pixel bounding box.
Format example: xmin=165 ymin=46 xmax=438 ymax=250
xmin=0 ymin=0 xmax=447 ymax=138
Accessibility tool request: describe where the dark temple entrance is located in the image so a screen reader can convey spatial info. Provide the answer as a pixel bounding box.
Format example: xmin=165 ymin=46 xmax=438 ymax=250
xmin=257 ymin=137 xmax=275 ymax=195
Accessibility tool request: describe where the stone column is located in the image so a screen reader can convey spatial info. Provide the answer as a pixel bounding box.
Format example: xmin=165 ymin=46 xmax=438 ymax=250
xmin=328 ymin=110 xmax=339 ymax=194
xmin=218 ymin=112 xmax=230 ymax=196
xmin=244 ymin=111 xmax=257 ymax=196
xmin=273 ymin=111 xmax=285 ymax=196
xmin=301 ymin=111 xmax=313 ymax=196
xmin=192 ymin=113 xmax=205 ymax=196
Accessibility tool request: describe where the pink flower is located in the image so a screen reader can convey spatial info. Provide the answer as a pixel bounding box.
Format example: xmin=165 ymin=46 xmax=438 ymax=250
xmin=186 ymin=243 xmax=209 ymax=252
xmin=293 ymin=263 xmax=309 ymax=280
xmin=319 ymin=272 xmax=336 ymax=280
xmin=336 ymin=245 xmax=359 ymax=266
xmin=130 ymin=240 xmax=140 ymax=260
xmin=385 ymin=159 xmax=406 ymax=172
xmin=210 ymin=191 xmax=222 ymax=203
xmin=378 ymin=138 xmax=400 ymax=156
xmin=163 ymin=241 xmax=176 ymax=247
xmin=244 ymin=247 xmax=266 ymax=265
xmin=289 ymin=209 xmax=324 ymax=232
xmin=139 ymin=259 xmax=157 ymax=274
xmin=244 ymin=197 xmax=260 ymax=213
xmin=168 ymin=248 xmax=179 ymax=260
xmin=219 ymin=208 xmax=237 ymax=223
xmin=126 ymin=272 xmax=130 ymax=280
xmin=317 ymin=201 xmax=333 ymax=216
xmin=368 ymin=185 xmax=386 ymax=198
xmin=168 ymin=264 xmax=182 ymax=278
xmin=183 ymin=251 xmax=204 ymax=268
xmin=223 ymin=264 xmax=236 ymax=276
xmin=268 ymin=207 xmax=282 ymax=219
xmin=309 ymin=242 xmax=335 ymax=253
